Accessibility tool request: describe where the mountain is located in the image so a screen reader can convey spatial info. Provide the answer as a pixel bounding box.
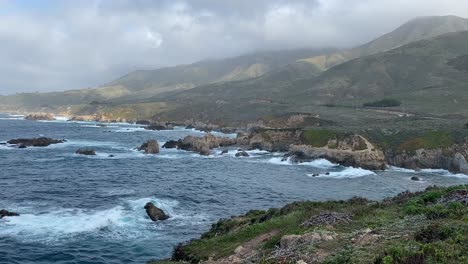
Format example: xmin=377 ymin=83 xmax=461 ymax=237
xmin=2 ymin=15 xmax=468 ymax=126
xmin=299 ymin=15 xmax=468 ymax=70
xmin=154 ymin=30 xmax=468 ymax=125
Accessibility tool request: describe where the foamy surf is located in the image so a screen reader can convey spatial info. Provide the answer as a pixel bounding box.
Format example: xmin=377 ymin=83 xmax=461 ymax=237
xmin=267 ymin=157 xmax=336 ymax=168
xmin=307 ymin=167 xmax=376 ymax=179
xmin=388 ymin=166 xmax=468 ymax=178
xmin=0 ymin=196 xmax=205 ymax=243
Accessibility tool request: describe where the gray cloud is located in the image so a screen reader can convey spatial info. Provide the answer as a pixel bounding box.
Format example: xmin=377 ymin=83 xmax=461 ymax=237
xmin=1 ymin=0 xmax=468 ymax=94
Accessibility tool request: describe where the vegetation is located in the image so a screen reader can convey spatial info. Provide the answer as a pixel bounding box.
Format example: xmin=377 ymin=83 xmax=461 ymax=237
xmin=363 ymin=99 xmax=401 ymax=108
xmin=150 ymin=185 xmax=468 ymax=264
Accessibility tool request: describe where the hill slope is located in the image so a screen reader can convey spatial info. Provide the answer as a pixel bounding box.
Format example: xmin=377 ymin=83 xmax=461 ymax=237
xmin=153 ymin=30 xmax=468 ymax=125
xmin=300 ymin=15 xmax=468 ymax=70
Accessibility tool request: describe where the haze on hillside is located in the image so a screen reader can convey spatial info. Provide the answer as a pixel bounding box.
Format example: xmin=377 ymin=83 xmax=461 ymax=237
xmin=2 ymin=0 xmax=468 ymax=94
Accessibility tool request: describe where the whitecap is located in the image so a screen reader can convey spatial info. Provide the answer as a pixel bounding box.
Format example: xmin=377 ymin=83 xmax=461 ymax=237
xmin=267 ymin=157 xmax=336 ymax=168
xmin=308 ymin=167 xmax=376 ymax=179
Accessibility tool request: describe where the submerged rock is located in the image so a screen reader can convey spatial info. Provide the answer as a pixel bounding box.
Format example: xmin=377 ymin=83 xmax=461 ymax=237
xmin=235 ymin=151 xmax=250 ymax=157
xmin=25 ymin=113 xmax=56 ymax=121
xmin=144 ymin=202 xmax=169 ymax=221
xmin=138 ymin=140 xmax=160 ymax=154
xmin=75 ymin=148 xmax=96 ymax=155
xmin=410 ymin=176 xmax=420 ymax=181
xmin=7 ymin=137 xmax=66 ymax=147
xmin=0 ymin=209 xmax=19 ymax=219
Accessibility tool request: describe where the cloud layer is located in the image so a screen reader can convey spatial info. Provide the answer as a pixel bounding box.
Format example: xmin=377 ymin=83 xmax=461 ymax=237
xmin=1 ymin=0 xmax=468 ymax=94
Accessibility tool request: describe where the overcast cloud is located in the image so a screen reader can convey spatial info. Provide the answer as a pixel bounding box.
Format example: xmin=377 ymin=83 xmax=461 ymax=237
xmin=1 ymin=0 xmax=468 ymax=94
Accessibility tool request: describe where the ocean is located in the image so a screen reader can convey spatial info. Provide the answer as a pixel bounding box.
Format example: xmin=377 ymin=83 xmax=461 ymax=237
xmin=0 ymin=113 xmax=467 ymax=264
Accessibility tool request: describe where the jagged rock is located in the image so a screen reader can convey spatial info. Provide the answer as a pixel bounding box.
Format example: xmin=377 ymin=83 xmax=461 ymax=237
xmin=0 ymin=209 xmax=19 ymax=219
xmin=301 ymin=212 xmax=352 ymax=227
xmin=75 ymin=148 xmax=96 ymax=155
xmin=144 ymin=202 xmax=169 ymax=221
xmin=7 ymin=137 xmax=66 ymax=147
xmin=138 ymin=140 xmax=160 ymax=154
xmin=162 ymin=140 xmax=181 ymax=149
xmin=25 ymin=113 xmax=56 ymax=121
xmin=178 ymin=134 xmax=237 ymax=155
xmin=235 ymin=151 xmax=249 ymax=157
xmin=221 ymin=149 xmax=229 ymax=155
xmin=410 ymin=176 xmax=420 ymax=181
xmin=248 ymin=129 xmax=303 ymax=152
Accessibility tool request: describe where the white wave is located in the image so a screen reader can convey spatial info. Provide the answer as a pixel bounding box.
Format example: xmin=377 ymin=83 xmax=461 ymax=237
xmin=33 ymin=157 xmax=65 ymax=162
xmin=113 ymin=127 xmax=146 ymax=133
xmin=0 ymin=196 xmax=205 ymax=243
xmin=308 ymin=167 xmax=376 ymax=179
xmin=54 ymin=116 xmax=69 ymax=121
xmin=0 ymin=117 xmax=24 ymax=120
xmin=420 ymin=169 xmax=468 ymax=178
xmin=267 ymin=157 xmax=336 ymax=168
xmin=388 ymin=166 xmax=468 ymax=178
xmin=7 ymin=114 xmax=25 ymax=117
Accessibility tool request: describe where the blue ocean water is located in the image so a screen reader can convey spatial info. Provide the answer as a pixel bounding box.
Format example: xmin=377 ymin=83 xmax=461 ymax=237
xmin=0 ymin=113 xmax=467 ymax=264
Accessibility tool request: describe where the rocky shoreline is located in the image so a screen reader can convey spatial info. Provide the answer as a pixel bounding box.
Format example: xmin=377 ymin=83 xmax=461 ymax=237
xmin=7 ymin=111 xmax=468 ymax=174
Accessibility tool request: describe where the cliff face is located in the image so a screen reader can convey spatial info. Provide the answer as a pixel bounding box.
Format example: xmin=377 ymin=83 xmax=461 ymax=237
xmin=384 ymin=142 xmax=468 ymax=174
xmin=247 ymin=129 xmax=304 ymax=152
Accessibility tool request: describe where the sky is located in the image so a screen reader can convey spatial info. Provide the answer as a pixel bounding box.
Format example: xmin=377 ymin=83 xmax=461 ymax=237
xmin=1 ymin=0 xmax=468 ymax=95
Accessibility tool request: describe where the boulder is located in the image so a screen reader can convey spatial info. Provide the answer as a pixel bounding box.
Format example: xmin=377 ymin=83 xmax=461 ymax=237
xmin=138 ymin=140 xmax=160 ymax=154
xmin=162 ymin=140 xmax=181 ymax=149
xmin=0 ymin=209 xmax=19 ymax=219
xmin=75 ymin=148 xmax=96 ymax=155
xmin=25 ymin=113 xmax=56 ymax=121
xmin=178 ymin=134 xmax=237 ymax=155
xmin=410 ymin=176 xmax=420 ymax=181
xmin=235 ymin=151 xmax=250 ymax=157
xmin=7 ymin=137 xmax=66 ymax=147
xmin=221 ymin=149 xmax=229 ymax=155
xmin=135 ymin=120 xmax=151 ymax=125
xmin=144 ymin=202 xmax=169 ymax=221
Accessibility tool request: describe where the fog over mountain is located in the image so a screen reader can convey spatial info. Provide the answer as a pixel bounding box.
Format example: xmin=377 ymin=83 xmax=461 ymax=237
xmin=2 ymin=0 xmax=468 ymax=94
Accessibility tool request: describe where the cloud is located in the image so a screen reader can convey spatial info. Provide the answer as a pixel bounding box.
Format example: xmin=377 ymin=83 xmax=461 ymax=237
xmin=1 ymin=0 xmax=468 ymax=94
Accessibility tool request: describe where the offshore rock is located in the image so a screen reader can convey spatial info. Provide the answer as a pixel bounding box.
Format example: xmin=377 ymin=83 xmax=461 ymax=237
xmin=138 ymin=140 xmax=160 ymax=154
xmin=144 ymin=202 xmax=169 ymax=221
xmin=25 ymin=113 xmax=56 ymax=121
xmin=8 ymin=137 xmax=66 ymax=147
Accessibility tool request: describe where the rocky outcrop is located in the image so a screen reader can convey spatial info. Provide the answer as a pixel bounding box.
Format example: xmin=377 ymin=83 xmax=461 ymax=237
xmin=145 ymin=122 xmax=174 ymax=131
xmin=75 ymin=148 xmax=96 ymax=155
xmin=135 ymin=120 xmax=151 ymax=125
xmin=384 ymin=141 xmax=468 ymax=174
xmin=162 ymin=134 xmax=237 ymax=155
xmin=0 ymin=209 xmax=19 ymax=219
xmin=138 ymin=140 xmax=160 ymax=154
xmin=287 ymin=135 xmax=386 ymax=170
xmin=247 ymin=129 xmax=303 ymax=152
xmin=144 ymin=202 xmax=169 ymax=221
xmin=25 ymin=113 xmax=56 ymax=121
xmin=7 ymin=137 xmax=66 ymax=148
xmin=235 ymin=151 xmax=249 ymax=157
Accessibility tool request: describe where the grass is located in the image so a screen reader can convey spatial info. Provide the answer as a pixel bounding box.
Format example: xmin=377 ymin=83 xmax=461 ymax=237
xmin=150 ymin=185 xmax=468 ymax=264
xmin=301 ymin=129 xmax=347 ymax=147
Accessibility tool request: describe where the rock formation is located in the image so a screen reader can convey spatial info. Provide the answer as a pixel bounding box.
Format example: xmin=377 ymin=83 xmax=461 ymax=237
xmin=7 ymin=137 xmax=66 ymax=148
xmin=138 ymin=140 xmax=160 ymax=154
xmin=75 ymin=148 xmax=96 ymax=155
xmin=0 ymin=209 xmax=19 ymax=219
xmin=287 ymin=135 xmax=386 ymax=170
xmin=144 ymin=202 xmax=169 ymax=221
xmin=25 ymin=113 xmax=56 ymax=121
